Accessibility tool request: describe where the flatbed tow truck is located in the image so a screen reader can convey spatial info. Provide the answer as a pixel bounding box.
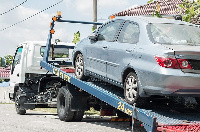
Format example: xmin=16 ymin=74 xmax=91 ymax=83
xmin=13 ymin=12 xmax=200 ymax=132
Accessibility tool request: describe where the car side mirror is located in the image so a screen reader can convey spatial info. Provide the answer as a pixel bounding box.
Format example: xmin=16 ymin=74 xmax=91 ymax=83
xmin=97 ymin=34 xmax=105 ymax=41
xmin=89 ymin=33 xmax=98 ymax=41
xmin=89 ymin=33 xmax=98 ymax=43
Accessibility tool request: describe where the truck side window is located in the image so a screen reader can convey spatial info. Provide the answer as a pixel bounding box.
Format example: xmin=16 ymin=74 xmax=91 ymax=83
xmin=40 ymin=46 xmax=69 ymax=58
xmin=11 ymin=47 xmax=23 ymax=74
xmin=118 ymin=22 xmax=140 ymax=44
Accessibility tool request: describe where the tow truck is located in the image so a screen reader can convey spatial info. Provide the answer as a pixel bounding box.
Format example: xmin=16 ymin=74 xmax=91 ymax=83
xmin=11 ymin=12 xmax=200 ymax=132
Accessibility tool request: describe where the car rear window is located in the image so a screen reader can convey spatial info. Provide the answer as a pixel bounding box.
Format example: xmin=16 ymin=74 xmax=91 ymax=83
xmin=149 ymin=23 xmax=200 ymax=45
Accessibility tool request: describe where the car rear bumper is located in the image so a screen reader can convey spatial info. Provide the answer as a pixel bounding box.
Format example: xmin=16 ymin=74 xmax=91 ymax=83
xmin=139 ymin=69 xmax=200 ymax=97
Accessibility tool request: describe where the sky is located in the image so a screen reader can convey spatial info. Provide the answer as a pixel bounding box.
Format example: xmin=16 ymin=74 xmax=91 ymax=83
xmin=0 ymin=0 xmax=148 ymax=57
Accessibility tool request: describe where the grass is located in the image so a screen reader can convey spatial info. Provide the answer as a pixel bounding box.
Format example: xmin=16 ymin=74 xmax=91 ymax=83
xmin=31 ymin=107 xmax=100 ymax=115
xmin=32 ymin=108 xmax=57 ymax=113
xmin=84 ymin=107 xmax=100 ymax=115
xmin=0 ymin=103 xmax=14 ymax=104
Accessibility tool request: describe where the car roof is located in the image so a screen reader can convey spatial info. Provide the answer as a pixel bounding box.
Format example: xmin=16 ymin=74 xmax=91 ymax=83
xmin=114 ymin=16 xmax=193 ymax=25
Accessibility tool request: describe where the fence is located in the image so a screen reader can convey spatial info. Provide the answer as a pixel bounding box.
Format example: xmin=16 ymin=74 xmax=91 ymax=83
xmin=0 ymin=68 xmax=10 ymax=79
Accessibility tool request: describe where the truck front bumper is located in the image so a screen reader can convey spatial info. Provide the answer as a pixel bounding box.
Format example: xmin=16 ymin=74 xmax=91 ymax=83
xmin=9 ymin=93 xmax=14 ymax=101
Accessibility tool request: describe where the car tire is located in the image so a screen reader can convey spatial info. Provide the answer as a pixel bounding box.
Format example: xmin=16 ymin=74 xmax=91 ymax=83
xmin=75 ymin=54 xmax=88 ymax=80
xmin=15 ymin=91 xmax=26 ymax=115
xmin=124 ymin=72 xmax=139 ymax=105
xmin=57 ymin=87 xmax=74 ymax=121
xmin=73 ymin=111 xmax=84 ymax=121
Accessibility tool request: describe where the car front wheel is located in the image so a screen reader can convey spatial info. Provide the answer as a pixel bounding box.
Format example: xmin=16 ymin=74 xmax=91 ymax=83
xmin=75 ymin=54 xmax=87 ymax=80
xmin=124 ymin=72 xmax=138 ymax=105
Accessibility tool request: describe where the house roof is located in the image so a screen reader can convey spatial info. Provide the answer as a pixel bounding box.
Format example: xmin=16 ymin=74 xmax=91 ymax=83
xmin=191 ymin=15 xmax=200 ymax=25
xmin=112 ymin=0 xmax=200 ymax=25
xmin=113 ymin=0 xmax=183 ymax=16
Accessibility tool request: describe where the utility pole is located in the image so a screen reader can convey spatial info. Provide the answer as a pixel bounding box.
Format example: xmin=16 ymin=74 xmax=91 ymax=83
xmin=93 ymin=0 xmax=97 ymax=29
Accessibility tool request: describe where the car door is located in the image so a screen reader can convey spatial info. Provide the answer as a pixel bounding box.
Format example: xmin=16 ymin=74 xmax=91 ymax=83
xmin=106 ymin=21 xmax=140 ymax=83
xmin=86 ymin=20 xmax=123 ymax=77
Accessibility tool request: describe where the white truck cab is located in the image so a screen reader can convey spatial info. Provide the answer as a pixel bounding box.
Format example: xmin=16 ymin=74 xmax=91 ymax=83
xmin=9 ymin=41 xmax=75 ymax=102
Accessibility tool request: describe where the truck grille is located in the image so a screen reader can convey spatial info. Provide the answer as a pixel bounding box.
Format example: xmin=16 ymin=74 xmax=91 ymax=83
xmin=188 ymin=60 xmax=200 ymax=70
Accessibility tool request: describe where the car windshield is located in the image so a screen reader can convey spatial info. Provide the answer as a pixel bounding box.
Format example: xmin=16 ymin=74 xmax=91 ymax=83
xmin=149 ymin=23 xmax=200 ymax=45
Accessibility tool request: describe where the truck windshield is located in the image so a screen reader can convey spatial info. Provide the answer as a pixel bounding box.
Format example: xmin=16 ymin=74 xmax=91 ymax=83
xmin=11 ymin=47 xmax=23 ymax=74
xmin=40 ymin=46 xmax=69 ymax=58
xmin=13 ymin=47 xmax=23 ymax=65
xmin=149 ymin=23 xmax=200 ymax=45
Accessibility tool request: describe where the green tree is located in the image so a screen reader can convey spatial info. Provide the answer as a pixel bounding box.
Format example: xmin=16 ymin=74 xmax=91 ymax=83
xmin=72 ymin=31 xmax=80 ymax=44
xmin=177 ymin=0 xmax=200 ymax=22
xmin=147 ymin=0 xmax=162 ymax=18
xmin=4 ymin=55 xmax=13 ymax=66
xmin=92 ymin=25 xmax=96 ymax=32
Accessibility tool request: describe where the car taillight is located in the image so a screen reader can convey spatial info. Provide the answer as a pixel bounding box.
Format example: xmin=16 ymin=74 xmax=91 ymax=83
xmin=177 ymin=59 xmax=192 ymax=69
xmin=155 ymin=56 xmax=192 ymax=69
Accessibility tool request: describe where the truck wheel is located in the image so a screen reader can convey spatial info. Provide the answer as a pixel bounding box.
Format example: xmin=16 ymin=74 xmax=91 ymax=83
xmin=57 ymin=87 xmax=74 ymax=121
xmin=73 ymin=111 xmax=84 ymax=121
xmin=15 ymin=92 xmax=26 ymax=115
xmin=195 ymin=97 xmax=200 ymax=105
xmin=75 ymin=54 xmax=88 ymax=80
xmin=117 ymin=110 xmax=129 ymax=118
xmin=124 ymin=72 xmax=139 ymax=105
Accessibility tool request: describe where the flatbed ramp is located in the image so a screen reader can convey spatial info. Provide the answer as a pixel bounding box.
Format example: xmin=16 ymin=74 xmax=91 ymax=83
xmin=41 ymin=61 xmax=200 ymax=132
xmin=40 ymin=13 xmax=200 ymax=132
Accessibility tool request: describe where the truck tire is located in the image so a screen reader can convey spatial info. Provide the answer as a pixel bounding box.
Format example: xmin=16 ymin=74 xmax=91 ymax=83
xmin=57 ymin=87 xmax=74 ymax=121
xmin=15 ymin=91 xmax=26 ymax=115
xmin=73 ymin=111 xmax=84 ymax=121
xmin=195 ymin=97 xmax=200 ymax=105
xmin=117 ymin=110 xmax=129 ymax=118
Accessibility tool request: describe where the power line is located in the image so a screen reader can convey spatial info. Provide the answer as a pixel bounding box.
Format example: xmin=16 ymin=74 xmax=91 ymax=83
xmin=0 ymin=0 xmax=29 ymax=16
xmin=0 ymin=0 xmax=63 ymax=32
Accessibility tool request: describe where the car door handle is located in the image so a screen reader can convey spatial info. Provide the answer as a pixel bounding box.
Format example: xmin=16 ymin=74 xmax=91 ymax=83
xmin=103 ymin=46 xmax=108 ymax=49
xmin=126 ymin=49 xmax=132 ymax=52
xmin=17 ymin=73 xmax=19 ymax=77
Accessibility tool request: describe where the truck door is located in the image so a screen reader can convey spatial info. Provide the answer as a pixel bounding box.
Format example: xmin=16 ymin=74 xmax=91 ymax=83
xmin=10 ymin=47 xmax=23 ymax=85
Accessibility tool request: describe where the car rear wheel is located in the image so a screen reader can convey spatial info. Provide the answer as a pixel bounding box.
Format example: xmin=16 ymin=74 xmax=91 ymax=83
xmin=75 ymin=54 xmax=87 ymax=80
xmin=124 ymin=72 xmax=138 ymax=105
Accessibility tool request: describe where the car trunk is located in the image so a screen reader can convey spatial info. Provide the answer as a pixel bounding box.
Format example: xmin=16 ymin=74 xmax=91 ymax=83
xmin=165 ymin=45 xmax=200 ymax=74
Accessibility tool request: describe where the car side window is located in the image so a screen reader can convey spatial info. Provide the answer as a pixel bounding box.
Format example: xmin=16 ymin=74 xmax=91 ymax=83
xmin=118 ymin=22 xmax=140 ymax=44
xmin=97 ymin=21 xmax=122 ymax=42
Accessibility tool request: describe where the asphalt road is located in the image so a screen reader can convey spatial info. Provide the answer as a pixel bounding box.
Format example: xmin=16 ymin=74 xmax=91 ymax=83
xmin=0 ymin=104 xmax=146 ymax=132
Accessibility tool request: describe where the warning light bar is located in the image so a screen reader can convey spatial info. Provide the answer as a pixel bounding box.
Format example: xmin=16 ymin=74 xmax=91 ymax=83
xmin=57 ymin=11 xmax=61 ymax=17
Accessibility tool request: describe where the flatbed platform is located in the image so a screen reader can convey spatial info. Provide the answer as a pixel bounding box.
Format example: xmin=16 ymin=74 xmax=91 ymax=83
xmin=41 ymin=60 xmax=200 ymax=132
